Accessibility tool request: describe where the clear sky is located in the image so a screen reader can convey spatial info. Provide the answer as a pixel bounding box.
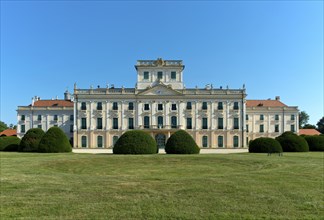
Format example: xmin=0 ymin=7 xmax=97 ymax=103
xmin=1 ymin=1 xmax=323 ymax=126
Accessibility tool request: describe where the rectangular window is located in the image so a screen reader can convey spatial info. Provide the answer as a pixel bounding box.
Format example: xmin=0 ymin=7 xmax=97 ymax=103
xmin=21 ymin=115 xmax=25 ymax=121
xmin=70 ymin=124 xmax=73 ymax=132
xmin=171 ymin=71 xmax=176 ymax=79
xmin=144 ymin=116 xmax=150 ymax=129
xmin=291 ymin=115 xmax=295 ymax=120
xmin=186 ymin=102 xmax=192 ymax=110
xmin=112 ymin=102 xmax=118 ymax=110
xmin=218 ymin=102 xmax=223 ymax=110
xmin=234 ymin=118 xmax=239 ymax=129
xmin=246 ymin=125 xmax=249 ymax=132
xmin=81 ymin=118 xmax=87 ymax=129
xmin=260 ymin=114 xmax=264 ymax=120
xmin=144 ymin=104 xmax=150 ymax=111
xmin=158 ymin=104 xmax=163 ymax=111
xmin=246 ymin=114 xmax=249 ymax=120
xmin=97 ymin=102 xmax=102 ymax=110
xmin=128 ymin=118 xmax=134 ymax=129
xmin=186 ymin=118 xmax=192 ymax=129
xmin=21 ymin=125 xmax=25 ymax=133
xmin=218 ymin=136 xmax=223 ymax=147
xmin=97 ymin=118 xmax=103 ymax=129
xmin=171 ymin=104 xmax=177 ymax=111
xmin=144 ymin=71 xmax=149 ymax=80
xmin=275 ymin=115 xmax=279 ymax=120
xmin=81 ymin=136 xmax=87 ymax=148
xmin=291 ymin=124 xmax=295 ymax=132
xmin=37 ymin=115 xmax=42 ymax=121
xmin=260 ymin=124 xmax=264 ymax=133
xmin=202 ymin=136 xmax=208 ymax=148
xmin=97 ymin=136 xmax=103 ymax=148
xmin=202 ymin=102 xmax=207 ymax=110
xmin=113 ymin=118 xmax=118 ymax=129
xmin=54 ymin=115 xmax=58 ymax=121
xmin=38 ymin=125 xmax=42 ymax=129
xmin=218 ymin=118 xmax=223 ymax=129
xmin=128 ymin=102 xmax=134 ymax=110
xmin=202 ymin=118 xmax=208 ymax=129
xmin=233 ymin=102 xmax=239 ymax=110
xmin=171 ymin=116 xmax=177 ymax=129
xmin=81 ymin=102 xmax=86 ymax=110
xmin=157 ymin=71 xmax=163 ymax=79
xmin=70 ymin=115 xmax=73 ymax=121
xmin=233 ymin=136 xmax=239 ymax=148
xmin=275 ymin=124 xmax=279 ymax=132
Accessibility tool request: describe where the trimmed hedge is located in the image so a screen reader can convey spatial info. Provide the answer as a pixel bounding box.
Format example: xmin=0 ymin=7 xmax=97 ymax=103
xmin=304 ymin=135 xmax=324 ymax=151
xmin=276 ymin=132 xmax=309 ymax=152
xmin=38 ymin=127 xmax=72 ymax=153
xmin=249 ymin=137 xmax=282 ymax=153
xmin=19 ymin=128 xmax=45 ymax=152
xmin=165 ymin=130 xmax=200 ymax=154
xmin=0 ymin=136 xmax=20 ymax=151
xmin=113 ymin=130 xmax=157 ymax=154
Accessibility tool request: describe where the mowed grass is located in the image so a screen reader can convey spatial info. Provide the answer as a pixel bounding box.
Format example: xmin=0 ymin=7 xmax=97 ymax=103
xmin=0 ymin=152 xmax=323 ymax=219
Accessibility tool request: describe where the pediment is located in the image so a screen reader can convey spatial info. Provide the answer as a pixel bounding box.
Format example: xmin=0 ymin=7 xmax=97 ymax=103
xmin=137 ymin=84 xmax=183 ymax=96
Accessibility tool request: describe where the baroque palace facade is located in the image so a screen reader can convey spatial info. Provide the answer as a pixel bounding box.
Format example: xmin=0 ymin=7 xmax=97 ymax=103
xmin=17 ymin=58 xmax=299 ymax=149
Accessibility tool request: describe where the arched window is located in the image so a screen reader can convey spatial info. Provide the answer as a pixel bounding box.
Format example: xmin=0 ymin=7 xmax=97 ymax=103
xmin=218 ymin=136 xmax=223 ymax=147
xmin=81 ymin=136 xmax=87 ymax=148
xmin=97 ymin=136 xmax=103 ymax=148
xmin=113 ymin=136 xmax=119 ymax=147
xmin=202 ymin=136 xmax=208 ymax=148
xmin=233 ymin=136 xmax=239 ymax=148
xmin=144 ymin=116 xmax=150 ymax=129
xmin=171 ymin=116 xmax=177 ymax=129
xmin=157 ymin=116 xmax=163 ymax=128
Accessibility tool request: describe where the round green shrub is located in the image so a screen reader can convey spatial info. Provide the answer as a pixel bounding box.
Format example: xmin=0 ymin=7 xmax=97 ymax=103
xmin=113 ymin=130 xmax=157 ymax=154
xmin=249 ymin=137 xmax=282 ymax=153
xmin=0 ymin=136 xmax=20 ymax=151
xmin=38 ymin=127 xmax=72 ymax=153
xmin=165 ymin=130 xmax=200 ymax=154
xmin=304 ymin=135 xmax=324 ymax=151
xmin=276 ymin=133 xmax=309 ymax=152
xmin=19 ymin=128 xmax=45 ymax=152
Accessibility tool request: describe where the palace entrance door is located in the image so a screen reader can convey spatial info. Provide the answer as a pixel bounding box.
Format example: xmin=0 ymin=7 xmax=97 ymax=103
xmin=155 ymin=133 xmax=166 ymax=149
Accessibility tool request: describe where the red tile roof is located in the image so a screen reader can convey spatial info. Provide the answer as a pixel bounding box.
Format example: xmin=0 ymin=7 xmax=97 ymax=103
xmin=246 ymin=100 xmax=287 ymax=107
xmin=31 ymin=100 xmax=73 ymax=107
xmin=0 ymin=129 xmax=17 ymax=136
xmin=299 ymin=129 xmax=321 ymax=136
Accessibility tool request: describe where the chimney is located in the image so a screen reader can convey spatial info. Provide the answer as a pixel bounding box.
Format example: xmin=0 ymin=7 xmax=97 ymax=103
xmin=32 ymin=97 xmax=35 ymax=106
xmin=275 ymin=96 xmax=280 ymax=101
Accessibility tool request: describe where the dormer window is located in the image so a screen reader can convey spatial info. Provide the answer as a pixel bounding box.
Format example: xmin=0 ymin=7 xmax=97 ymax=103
xmin=157 ymin=71 xmax=163 ymax=79
xmin=171 ymin=71 xmax=176 ymax=80
xmin=144 ymin=71 xmax=149 ymax=80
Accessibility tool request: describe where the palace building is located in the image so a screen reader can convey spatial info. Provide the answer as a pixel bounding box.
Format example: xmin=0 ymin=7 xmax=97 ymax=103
xmin=17 ymin=58 xmax=299 ymax=149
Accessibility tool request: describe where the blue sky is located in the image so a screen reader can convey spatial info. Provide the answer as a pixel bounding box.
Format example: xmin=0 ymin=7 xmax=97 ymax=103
xmin=1 ymin=1 xmax=323 ymax=125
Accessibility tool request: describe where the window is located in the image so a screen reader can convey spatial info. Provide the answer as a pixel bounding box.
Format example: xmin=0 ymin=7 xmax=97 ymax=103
xmin=113 ymin=136 xmax=119 ymax=147
xmin=113 ymin=118 xmax=118 ymax=129
xmin=38 ymin=125 xmax=42 ymax=129
xmin=54 ymin=124 xmax=58 ymax=127
xmin=260 ymin=124 xmax=264 ymax=133
xmin=97 ymin=136 xmax=103 ymax=148
xmin=291 ymin=115 xmax=295 ymax=120
xmin=260 ymin=114 xmax=264 ymax=120
xmin=97 ymin=102 xmax=102 ymax=110
xmin=218 ymin=136 xmax=223 ymax=147
xmin=21 ymin=115 xmax=25 ymax=121
xmin=112 ymin=102 xmax=118 ymax=110
xmin=81 ymin=136 xmax=87 ymax=148
xmin=158 ymin=104 xmax=163 ymax=111
xmin=144 ymin=104 xmax=150 ymax=111
xmin=246 ymin=125 xmax=249 ymax=132
xmin=97 ymin=118 xmax=103 ymax=129
xmin=291 ymin=124 xmax=295 ymax=132
xmin=171 ymin=104 xmax=177 ymax=111
xmin=21 ymin=125 xmax=25 ymax=133
xmin=186 ymin=102 xmax=192 ymax=110
xmin=171 ymin=71 xmax=176 ymax=79
xmin=144 ymin=71 xmax=149 ymax=80
xmin=202 ymin=118 xmax=208 ymax=129
xmin=218 ymin=118 xmax=223 ymax=129
xmin=202 ymin=102 xmax=207 ymax=110
xmin=81 ymin=102 xmax=86 ymax=110
xmin=70 ymin=124 xmax=73 ymax=132
xmin=128 ymin=118 xmax=134 ymax=129
xmin=81 ymin=118 xmax=87 ymax=129
xmin=128 ymin=102 xmax=134 ymax=110
xmin=144 ymin=116 xmax=150 ymax=129
xmin=202 ymin=136 xmax=208 ymax=148
xmin=54 ymin=115 xmax=58 ymax=121
xmin=171 ymin=116 xmax=177 ymax=128
xmin=233 ymin=102 xmax=239 ymax=110
xmin=186 ymin=118 xmax=192 ymax=129
xmin=233 ymin=136 xmax=239 ymax=148
xmin=218 ymin=102 xmax=223 ymax=110
xmin=246 ymin=137 xmax=249 ymax=146
xmin=275 ymin=115 xmax=279 ymax=120
xmin=157 ymin=71 xmax=163 ymax=79
xmin=70 ymin=115 xmax=73 ymax=121
xmin=37 ymin=115 xmax=42 ymax=121
xmin=246 ymin=114 xmax=249 ymax=120
xmin=158 ymin=116 xmax=163 ymax=128
xmin=234 ymin=118 xmax=239 ymax=129
xmin=275 ymin=124 xmax=279 ymax=132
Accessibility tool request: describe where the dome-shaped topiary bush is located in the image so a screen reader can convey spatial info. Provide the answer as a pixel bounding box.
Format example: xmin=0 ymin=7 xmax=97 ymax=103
xmin=38 ymin=127 xmax=72 ymax=153
xmin=19 ymin=128 xmax=45 ymax=152
xmin=276 ymin=132 xmax=309 ymax=152
xmin=249 ymin=137 xmax=282 ymax=153
xmin=304 ymin=135 xmax=324 ymax=151
xmin=165 ymin=130 xmax=200 ymax=154
xmin=0 ymin=136 xmax=20 ymax=151
xmin=113 ymin=130 xmax=157 ymax=154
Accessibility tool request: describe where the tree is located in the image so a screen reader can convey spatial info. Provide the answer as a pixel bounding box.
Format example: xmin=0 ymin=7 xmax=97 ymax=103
xmin=0 ymin=121 xmax=8 ymax=132
xmin=19 ymin=128 xmax=45 ymax=152
xmin=299 ymin=111 xmax=309 ymax=128
xmin=38 ymin=127 xmax=72 ymax=153
xmin=317 ymin=117 xmax=324 ymax=134
xmin=303 ymin=124 xmax=316 ymax=129
xmin=165 ymin=130 xmax=200 ymax=154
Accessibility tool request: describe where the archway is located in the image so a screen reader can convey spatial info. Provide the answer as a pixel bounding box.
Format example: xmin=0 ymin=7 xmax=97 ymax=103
xmin=155 ymin=133 xmax=166 ymax=149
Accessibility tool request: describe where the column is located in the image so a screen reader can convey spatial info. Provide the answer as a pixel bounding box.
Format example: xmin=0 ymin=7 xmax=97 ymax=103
xmin=121 ymin=101 xmax=124 ymax=130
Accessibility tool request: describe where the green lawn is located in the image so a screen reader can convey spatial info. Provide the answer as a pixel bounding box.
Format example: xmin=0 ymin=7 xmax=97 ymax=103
xmin=1 ymin=152 xmax=323 ymax=219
